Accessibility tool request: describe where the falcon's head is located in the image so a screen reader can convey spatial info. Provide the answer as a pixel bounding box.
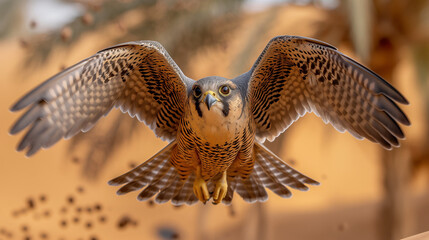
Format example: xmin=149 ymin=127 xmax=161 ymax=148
xmin=189 ymin=76 xmax=244 ymax=121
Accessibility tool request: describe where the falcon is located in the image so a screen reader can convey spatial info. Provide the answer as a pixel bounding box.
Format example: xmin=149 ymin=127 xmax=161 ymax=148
xmin=10 ymin=35 xmax=410 ymax=205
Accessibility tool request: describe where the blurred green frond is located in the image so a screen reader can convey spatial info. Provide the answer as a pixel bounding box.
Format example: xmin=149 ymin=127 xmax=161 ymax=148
xmin=25 ymin=0 xmax=243 ymax=69
xmin=345 ymin=0 xmax=373 ymax=64
xmin=122 ymin=0 xmax=243 ymax=71
xmin=25 ymin=0 xmax=157 ymax=64
xmin=413 ymin=44 xmax=429 ymax=130
xmin=52 ymin=0 xmax=245 ymax=178
xmin=0 ymin=0 xmax=25 ymax=38
xmin=67 ymin=113 xmax=140 ymax=179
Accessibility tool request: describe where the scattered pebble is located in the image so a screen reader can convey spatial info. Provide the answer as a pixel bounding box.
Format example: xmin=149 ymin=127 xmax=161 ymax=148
xmin=60 ymin=220 xmax=67 ymax=228
xmin=40 ymin=232 xmax=48 ymax=239
xmin=99 ymin=215 xmax=107 ymax=224
xmin=77 ymin=186 xmax=85 ymax=194
xmin=12 ymin=210 xmax=20 ymax=217
xmin=94 ymin=204 xmax=102 ymax=211
xmin=29 ymin=20 xmax=37 ymax=29
xmin=27 ymin=198 xmax=35 ymax=209
xmin=60 ymin=206 xmax=68 ymax=214
xmin=85 ymin=221 xmax=93 ymax=229
xmin=60 ymin=27 xmax=72 ymax=42
xmin=117 ymin=215 xmax=137 ymax=229
xmin=86 ymin=207 xmax=92 ymax=213
xmin=7 ymin=189 xmax=147 ymax=237
xmin=67 ymin=196 xmax=75 ymax=205
xmin=43 ymin=210 xmax=51 ymax=217
xmin=81 ymin=13 xmax=94 ymax=26
xmin=39 ymin=195 xmax=47 ymax=203
xmin=76 ymin=207 xmax=83 ymax=213
xmin=0 ymin=228 xmax=14 ymax=239
xmin=20 ymin=208 xmax=28 ymax=215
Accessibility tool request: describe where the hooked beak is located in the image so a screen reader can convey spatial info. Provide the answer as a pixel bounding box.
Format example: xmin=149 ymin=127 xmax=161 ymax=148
xmin=202 ymin=91 xmax=219 ymax=110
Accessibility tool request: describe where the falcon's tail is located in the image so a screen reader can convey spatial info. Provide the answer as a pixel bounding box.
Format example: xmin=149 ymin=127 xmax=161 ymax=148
xmin=222 ymin=142 xmax=319 ymax=205
xmin=108 ymin=141 xmax=198 ymax=206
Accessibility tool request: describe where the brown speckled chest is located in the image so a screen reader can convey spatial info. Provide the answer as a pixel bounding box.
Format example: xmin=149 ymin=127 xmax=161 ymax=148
xmin=170 ymin=104 xmax=256 ymax=182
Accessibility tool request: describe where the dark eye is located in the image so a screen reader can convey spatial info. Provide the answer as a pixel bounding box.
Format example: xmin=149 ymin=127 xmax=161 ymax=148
xmin=219 ymin=85 xmax=231 ymax=96
xmin=193 ymin=86 xmax=202 ymax=98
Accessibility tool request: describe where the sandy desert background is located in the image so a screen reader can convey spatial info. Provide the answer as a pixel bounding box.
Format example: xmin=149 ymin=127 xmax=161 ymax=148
xmin=0 ymin=0 xmax=428 ymax=239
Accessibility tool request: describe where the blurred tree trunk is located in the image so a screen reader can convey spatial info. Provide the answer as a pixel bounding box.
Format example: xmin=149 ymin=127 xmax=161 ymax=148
xmin=381 ymin=149 xmax=414 ymax=240
xmin=368 ymin=18 xmax=414 ymax=240
xmin=368 ymin=34 xmax=413 ymax=240
xmin=344 ymin=0 xmax=427 ymax=238
xmin=0 ymin=0 xmax=25 ymax=38
xmin=367 ymin=1 xmax=415 ymax=238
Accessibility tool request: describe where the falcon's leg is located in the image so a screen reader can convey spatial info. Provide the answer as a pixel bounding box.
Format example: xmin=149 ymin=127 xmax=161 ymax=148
xmin=212 ymin=171 xmax=227 ymax=205
xmin=193 ymin=165 xmax=210 ymax=204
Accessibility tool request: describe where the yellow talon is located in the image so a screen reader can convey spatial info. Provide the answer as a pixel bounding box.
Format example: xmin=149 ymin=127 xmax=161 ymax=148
xmin=193 ymin=166 xmax=210 ymax=203
xmin=212 ymin=171 xmax=227 ymax=205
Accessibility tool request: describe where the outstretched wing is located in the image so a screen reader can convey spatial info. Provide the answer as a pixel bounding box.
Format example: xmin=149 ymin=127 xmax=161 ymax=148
xmin=244 ymin=35 xmax=410 ymax=149
xmin=10 ymin=41 xmax=193 ymax=156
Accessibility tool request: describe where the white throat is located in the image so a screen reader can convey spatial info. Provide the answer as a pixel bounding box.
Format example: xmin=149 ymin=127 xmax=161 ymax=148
xmin=190 ymin=102 xmax=239 ymax=144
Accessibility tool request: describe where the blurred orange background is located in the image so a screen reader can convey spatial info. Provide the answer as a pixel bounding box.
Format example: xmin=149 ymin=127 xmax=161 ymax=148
xmin=1 ymin=0 xmax=428 ymax=240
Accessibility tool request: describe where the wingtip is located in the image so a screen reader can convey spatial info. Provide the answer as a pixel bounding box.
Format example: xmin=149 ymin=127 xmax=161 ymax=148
xmin=383 ymin=86 xmax=409 ymax=106
xmin=9 ymin=126 xmax=18 ymax=135
xmin=116 ymin=190 xmax=128 ymax=196
xmin=341 ymin=54 xmax=410 ymax=106
xmin=25 ymin=148 xmax=38 ymax=157
xmin=13 ymin=147 xmax=30 ymax=158
xmin=9 ymin=122 xmax=22 ymax=135
xmin=9 ymin=91 xmax=41 ymax=113
xmin=108 ymin=177 xmax=129 ymax=186
xmin=137 ymin=195 xmax=146 ymax=201
xmin=10 ymin=98 xmax=29 ymax=112
xmin=107 ymin=179 xmax=121 ymax=186
xmin=400 ymin=95 xmax=410 ymax=105
xmin=307 ymin=180 xmax=321 ymax=186
xmin=302 ymin=176 xmax=320 ymax=186
xmin=390 ymin=92 xmax=409 ymax=106
xmin=10 ymin=103 xmax=21 ymax=112
xmin=382 ymin=144 xmax=394 ymax=151
xmin=402 ymin=116 xmax=411 ymax=127
xmin=300 ymin=185 xmax=310 ymax=192
xmin=282 ymin=192 xmax=293 ymax=199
